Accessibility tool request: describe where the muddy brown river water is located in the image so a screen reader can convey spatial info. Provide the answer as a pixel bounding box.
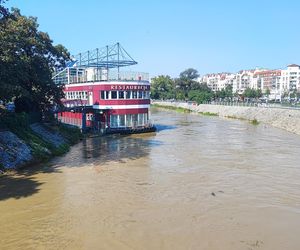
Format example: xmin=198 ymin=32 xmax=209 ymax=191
xmin=1 ymin=108 xmax=300 ymax=250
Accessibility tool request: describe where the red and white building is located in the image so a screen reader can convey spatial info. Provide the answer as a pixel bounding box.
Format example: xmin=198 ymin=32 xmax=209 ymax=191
xmin=53 ymin=43 xmax=155 ymax=133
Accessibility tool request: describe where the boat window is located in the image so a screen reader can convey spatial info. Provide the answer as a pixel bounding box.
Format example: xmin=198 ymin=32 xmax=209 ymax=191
xmin=132 ymin=91 xmax=137 ymax=99
xmin=105 ymin=91 xmax=109 ymax=99
xmin=126 ymin=91 xmax=131 ymax=99
xmin=111 ymin=91 xmax=117 ymax=99
xmin=100 ymin=91 xmax=105 ymax=100
xmin=119 ymin=91 xmax=125 ymax=99
xmin=138 ymin=91 xmax=143 ymax=99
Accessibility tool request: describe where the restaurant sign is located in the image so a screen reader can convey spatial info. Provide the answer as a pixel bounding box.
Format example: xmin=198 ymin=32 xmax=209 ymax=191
xmin=110 ymin=85 xmax=150 ymax=91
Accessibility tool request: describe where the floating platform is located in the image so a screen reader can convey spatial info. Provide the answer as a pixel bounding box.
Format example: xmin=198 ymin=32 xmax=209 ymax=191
xmin=105 ymin=126 xmax=156 ymax=135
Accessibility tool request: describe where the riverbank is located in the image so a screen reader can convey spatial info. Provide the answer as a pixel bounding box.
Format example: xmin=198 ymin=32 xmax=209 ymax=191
xmin=152 ymin=101 xmax=300 ymax=135
xmin=0 ymin=112 xmax=82 ymax=170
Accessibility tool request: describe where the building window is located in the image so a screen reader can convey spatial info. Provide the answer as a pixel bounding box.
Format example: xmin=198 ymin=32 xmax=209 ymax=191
xmin=138 ymin=113 xmax=144 ymax=125
xmin=144 ymin=113 xmax=148 ymax=124
xmin=145 ymin=91 xmax=150 ymax=99
xmin=126 ymin=114 xmax=132 ymax=127
xmin=105 ymin=91 xmax=109 ymax=99
xmin=132 ymin=91 xmax=137 ymax=99
xmin=100 ymin=91 xmax=105 ymax=99
xmin=119 ymin=115 xmax=125 ymax=127
xmin=132 ymin=114 xmax=138 ymax=127
xmin=119 ymin=91 xmax=124 ymax=99
xmin=110 ymin=115 xmax=118 ymax=128
xmin=138 ymin=91 xmax=143 ymax=99
xmin=126 ymin=91 xmax=131 ymax=99
xmin=111 ymin=91 xmax=117 ymax=99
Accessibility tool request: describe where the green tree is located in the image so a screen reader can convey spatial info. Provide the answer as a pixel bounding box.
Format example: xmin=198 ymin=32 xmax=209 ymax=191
xmin=188 ymin=90 xmax=213 ymax=104
xmin=0 ymin=7 xmax=70 ymax=113
xmin=179 ymin=68 xmax=199 ymax=80
xmin=150 ymin=75 xmax=175 ymax=100
xmin=176 ymin=68 xmax=200 ymax=98
xmin=224 ymin=84 xmax=233 ymax=98
xmin=0 ymin=0 xmax=9 ymax=19
xmin=243 ymin=88 xmax=263 ymax=99
xmin=256 ymin=89 xmax=262 ymax=98
xmin=290 ymin=89 xmax=297 ymax=99
xmin=244 ymin=88 xmax=257 ymax=98
xmin=265 ymin=88 xmax=271 ymax=98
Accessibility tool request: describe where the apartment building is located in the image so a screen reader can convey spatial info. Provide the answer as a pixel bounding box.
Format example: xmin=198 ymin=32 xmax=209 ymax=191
xmin=281 ymin=64 xmax=300 ymax=93
xmin=253 ymin=69 xmax=281 ymax=99
xmin=198 ymin=64 xmax=299 ymax=99
xmin=200 ymin=73 xmax=235 ymax=92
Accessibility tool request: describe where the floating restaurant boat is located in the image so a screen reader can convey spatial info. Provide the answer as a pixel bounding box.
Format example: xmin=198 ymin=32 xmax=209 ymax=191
xmin=52 ymin=43 xmax=156 ymax=134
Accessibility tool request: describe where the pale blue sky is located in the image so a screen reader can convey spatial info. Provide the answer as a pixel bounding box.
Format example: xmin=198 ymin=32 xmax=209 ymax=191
xmin=6 ymin=0 xmax=300 ymax=77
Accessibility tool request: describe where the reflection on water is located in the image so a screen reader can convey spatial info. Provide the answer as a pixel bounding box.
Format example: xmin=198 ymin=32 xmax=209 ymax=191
xmin=1 ymin=108 xmax=300 ymax=250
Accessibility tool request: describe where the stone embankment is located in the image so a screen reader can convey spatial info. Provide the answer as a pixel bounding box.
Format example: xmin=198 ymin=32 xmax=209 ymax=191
xmin=0 ymin=131 xmax=33 ymax=169
xmin=0 ymin=122 xmax=82 ymax=170
xmin=153 ymin=101 xmax=300 ymax=136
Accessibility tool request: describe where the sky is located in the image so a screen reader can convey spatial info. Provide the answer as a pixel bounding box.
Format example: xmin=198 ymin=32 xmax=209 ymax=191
xmin=6 ymin=0 xmax=300 ymax=78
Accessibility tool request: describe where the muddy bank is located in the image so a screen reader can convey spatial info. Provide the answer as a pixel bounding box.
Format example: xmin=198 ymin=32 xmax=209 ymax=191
xmin=153 ymin=101 xmax=300 ymax=135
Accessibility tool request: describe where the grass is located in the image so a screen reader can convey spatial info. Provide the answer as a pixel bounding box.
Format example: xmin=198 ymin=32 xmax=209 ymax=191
xmin=225 ymin=115 xmax=246 ymax=120
xmin=152 ymin=103 xmax=219 ymax=117
xmin=225 ymin=115 xmax=259 ymax=125
xmin=250 ymin=119 xmax=259 ymax=125
xmin=198 ymin=112 xmax=218 ymax=116
xmin=151 ymin=104 xmax=191 ymax=113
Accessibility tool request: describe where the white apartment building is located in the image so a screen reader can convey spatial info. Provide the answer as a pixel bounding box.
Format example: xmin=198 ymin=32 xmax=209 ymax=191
xmin=200 ymin=73 xmax=235 ymax=92
xmin=198 ymin=64 xmax=300 ymax=99
xmin=281 ymin=64 xmax=300 ymax=94
xmin=233 ymin=69 xmax=255 ymax=94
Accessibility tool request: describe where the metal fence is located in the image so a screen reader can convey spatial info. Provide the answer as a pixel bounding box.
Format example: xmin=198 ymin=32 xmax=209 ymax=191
xmin=202 ymin=101 xmax=300 ymax=110
xmin=153 ymin=100 xmax=300 ymax=111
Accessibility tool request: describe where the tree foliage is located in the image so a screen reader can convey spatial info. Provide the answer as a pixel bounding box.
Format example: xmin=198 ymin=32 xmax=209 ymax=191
xmin=214 ymin=84 xmax=233 ymax=99
xmin=151 ymin=68 xmax=215 ymax=104
xmin=0 ymin=0 xmax=9 ymax=19
xmin=179 ymin=68 xmax=199 ymax=80
xmin=0 ymin=6 xmax=70 ymax=113
xmin=151 ymin=75 xmax=175 ymax=100
xmin=243 ymin=88 xmax=262 ymax=99
xmin=175 ymin=68 xmax=201 ymax=98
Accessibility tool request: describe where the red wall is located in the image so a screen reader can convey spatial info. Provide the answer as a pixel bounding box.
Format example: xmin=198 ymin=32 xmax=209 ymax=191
xmin=64 ymin=83 xmax=150 ymax=105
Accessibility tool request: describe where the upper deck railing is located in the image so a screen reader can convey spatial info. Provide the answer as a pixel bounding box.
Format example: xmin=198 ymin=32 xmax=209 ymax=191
xmin=53 ymin=68 xmax=149 ymax=85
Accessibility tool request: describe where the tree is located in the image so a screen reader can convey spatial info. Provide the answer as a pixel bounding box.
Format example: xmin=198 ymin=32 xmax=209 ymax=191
xmin=0 ymin=7 xmax=70 ymax=113
xmin=265 ymin=88 xmax=271 ymax=98
xmin=243 ymin=88 xmax=262 ymax=100
xmin=150 ymin=75 xmax=175 ymax=100
xmin=224 ymin=84 xmax=233 ymax=98
xmin=179 ymin=68 xmax=199 ymax=80
xmin=176 ymin=68 xmax=200 ymax=98
xmin=188 ymin=90 xmax=213 ymax=104
xmin=0 ymin=0 xmax=9 ymax=19
xmin=244 ymin=88 xmax=257 ymax=99
xmin=256 ymin=89 xmax=262 ymax=98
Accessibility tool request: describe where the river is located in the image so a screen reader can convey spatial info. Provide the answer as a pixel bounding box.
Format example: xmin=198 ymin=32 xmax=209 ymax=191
xmin=1 ymin=107 xmax=300 ymax=250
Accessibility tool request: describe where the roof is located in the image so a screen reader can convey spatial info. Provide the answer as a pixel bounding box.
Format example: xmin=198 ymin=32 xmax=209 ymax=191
xmin=287 ymin=64 xmax=300 ymax=68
